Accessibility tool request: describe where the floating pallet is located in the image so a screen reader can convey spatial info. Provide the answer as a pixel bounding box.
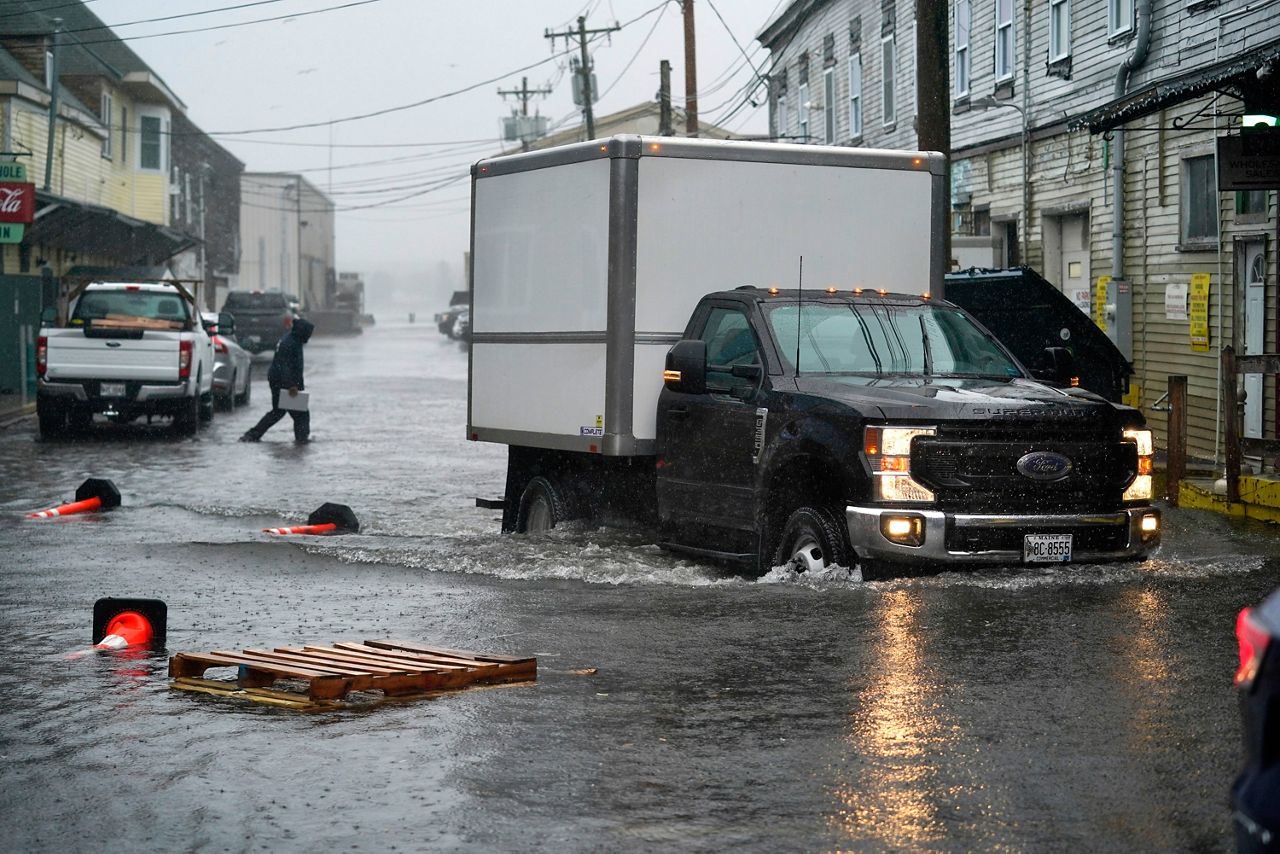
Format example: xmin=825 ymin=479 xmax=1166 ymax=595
xmin=169 ymin=639 xmax=536 ymax=710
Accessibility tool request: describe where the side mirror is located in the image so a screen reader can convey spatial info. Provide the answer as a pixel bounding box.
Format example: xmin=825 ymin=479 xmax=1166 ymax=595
xmin=1031 ymin=346 xmax=1075 ymax=386
xmin=218 ymin=311 xmax=237 ymax=335
xmin=665 ymin=339 xmax=707 ymax=395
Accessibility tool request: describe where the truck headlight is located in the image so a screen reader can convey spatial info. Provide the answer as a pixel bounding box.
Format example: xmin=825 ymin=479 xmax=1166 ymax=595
xmin=865 ymin=426 xmax=936 ymax=503
xmin=1122 ymin=427 xmax=1154 ymax=501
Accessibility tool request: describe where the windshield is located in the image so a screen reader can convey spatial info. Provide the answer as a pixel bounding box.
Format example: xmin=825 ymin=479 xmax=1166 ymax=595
xmin=72 ymin=290 xmax=190 ymax=327
xmin=765 ymin=301 xmax=1022 ymax=378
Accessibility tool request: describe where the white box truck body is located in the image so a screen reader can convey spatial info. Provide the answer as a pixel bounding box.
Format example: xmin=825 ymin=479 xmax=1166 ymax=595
xmin=468 ymin=136 xmax=948 ymax=457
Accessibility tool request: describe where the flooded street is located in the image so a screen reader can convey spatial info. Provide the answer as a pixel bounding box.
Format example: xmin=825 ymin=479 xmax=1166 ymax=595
xmin=1 ymin=323 xmax=1277 ymax=851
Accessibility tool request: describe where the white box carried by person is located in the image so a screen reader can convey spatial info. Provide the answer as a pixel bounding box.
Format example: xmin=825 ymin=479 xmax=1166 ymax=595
xmin=278 ymin=390 xmax=309 ymax=412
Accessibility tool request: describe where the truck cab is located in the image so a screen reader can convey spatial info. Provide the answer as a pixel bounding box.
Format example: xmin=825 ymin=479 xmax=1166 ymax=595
xmin=655 ymin=288 xmax=1160 ymax=576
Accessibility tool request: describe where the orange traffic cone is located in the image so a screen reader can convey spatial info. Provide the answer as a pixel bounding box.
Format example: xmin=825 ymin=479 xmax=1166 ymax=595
xmin=28 ymin=478 xmax=121 ymax=519
xmin=262 ymin=502 xmax=359 ymax=536
xmin=95 ymin=611 xmax=154 ymax=650
xmin=92 ymin=597 xmax=166 ymax=649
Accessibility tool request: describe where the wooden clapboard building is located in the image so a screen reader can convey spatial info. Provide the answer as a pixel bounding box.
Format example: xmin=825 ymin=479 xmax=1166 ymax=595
xmin=760 ymin=0 xmax=1280 ymax=463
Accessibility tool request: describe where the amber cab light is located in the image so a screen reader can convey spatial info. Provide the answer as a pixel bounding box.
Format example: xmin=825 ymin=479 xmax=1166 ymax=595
xmin=1236 ymin=606 xmax=1272 ymax=690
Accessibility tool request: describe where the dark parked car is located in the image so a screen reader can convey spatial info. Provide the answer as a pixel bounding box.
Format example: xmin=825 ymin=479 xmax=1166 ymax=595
xmin=434 ymin=290 xmax=469 ymax=336
xmin=221 ymin=291 xmax=295 ymax=353
xmin=1233 ymin=587 xmax=1280 ymax=852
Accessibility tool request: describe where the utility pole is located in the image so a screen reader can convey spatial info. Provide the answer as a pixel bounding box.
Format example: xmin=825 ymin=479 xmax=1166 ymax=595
xmin=658 ymin=60 xmax=674 ymax=136
xmin=498 ymin=76 xmax=552 ymax=151
xmin=682 ymin=1 xmax=698 ymax=136
xmin=43 ymin=18 xmax=61 ymax=192
xmin=914 ymin=0 xmax=951 ymax=275
xmin=545 ymin=15 xmax=619 ymax=140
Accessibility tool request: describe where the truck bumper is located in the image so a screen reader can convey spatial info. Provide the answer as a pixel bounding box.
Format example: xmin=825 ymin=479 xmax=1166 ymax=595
xmin=39 ymin=379 xmax=193 ymax=410
xmin=846 ymin=506 xmax=1160 ymax=565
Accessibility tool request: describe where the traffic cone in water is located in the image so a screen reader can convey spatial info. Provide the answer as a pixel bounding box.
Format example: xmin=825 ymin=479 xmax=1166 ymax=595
xmin=91 ymin=597 xmax=167 ymax=650
xmin=263 ymin=502 xmax=359 ymax=536
xmin=28 ymin=478 xmax=121 ymax=519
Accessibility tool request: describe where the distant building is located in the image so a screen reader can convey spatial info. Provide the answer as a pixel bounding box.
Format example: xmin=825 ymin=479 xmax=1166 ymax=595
xmin=523 ymin=102 xmax=741 ymax=152
xmin=238 ymin=173 xmax=335 ymax=312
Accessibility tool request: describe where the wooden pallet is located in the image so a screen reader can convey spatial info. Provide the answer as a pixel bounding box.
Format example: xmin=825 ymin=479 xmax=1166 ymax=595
xmin=169 ymin=639 xmax=536 ymax=710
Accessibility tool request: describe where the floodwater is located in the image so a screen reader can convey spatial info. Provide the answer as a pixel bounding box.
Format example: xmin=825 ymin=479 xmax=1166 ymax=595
xmin=0 ymin=322 xmax=1276 ymax=851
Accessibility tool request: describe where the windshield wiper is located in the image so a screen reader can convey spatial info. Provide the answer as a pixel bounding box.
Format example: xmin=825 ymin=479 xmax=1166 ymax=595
xmin=918 ymin=315 xmax=933 ymax=375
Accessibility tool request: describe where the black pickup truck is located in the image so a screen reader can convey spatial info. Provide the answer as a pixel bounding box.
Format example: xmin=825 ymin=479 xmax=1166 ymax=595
xmin=502 ymin=287 xmax=1160 ymax=578
xmin=220 ymin=291 xmax=296 ymax=353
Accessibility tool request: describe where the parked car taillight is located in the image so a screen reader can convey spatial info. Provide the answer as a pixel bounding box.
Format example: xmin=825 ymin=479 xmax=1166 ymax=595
xmin=36 ymin=335 xmax=47 ymax=378
xmin=179 ymin=339 xmax=193 ymax=379
xmin=1236 ymin=606 xmax=1272 ymax=690
xmin=211 ymin=335 xmax=228 ymax=354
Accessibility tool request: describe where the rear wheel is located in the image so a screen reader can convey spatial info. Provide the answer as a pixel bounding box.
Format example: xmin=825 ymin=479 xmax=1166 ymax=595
xmin=772 ymin=506 xmax=851 ymax=574
xmin=235 ymin=366 xmax=252 ymax=406
xmin=173 ymin=395 xmax=199 ymax=436
xmin=515 ymin=475 xmax=571 ymax=534
xmin=215 ymin=373 xmax=235 ymax=412
xmin=37 ymin=400 xmax=66 ymax=438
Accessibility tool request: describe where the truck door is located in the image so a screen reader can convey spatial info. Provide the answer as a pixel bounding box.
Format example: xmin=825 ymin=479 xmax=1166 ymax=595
xmin=657 ymin=304 xmax=767 ymax=539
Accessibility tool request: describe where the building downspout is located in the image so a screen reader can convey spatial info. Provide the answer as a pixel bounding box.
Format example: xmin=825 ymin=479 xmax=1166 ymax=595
xmin=1111 ymin=0 xmax=1152 ymax=286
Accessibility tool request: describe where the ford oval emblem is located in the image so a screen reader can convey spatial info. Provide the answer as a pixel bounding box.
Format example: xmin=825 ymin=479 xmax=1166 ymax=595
xmin=1016 ymin=451 xmax=1073 ymax=481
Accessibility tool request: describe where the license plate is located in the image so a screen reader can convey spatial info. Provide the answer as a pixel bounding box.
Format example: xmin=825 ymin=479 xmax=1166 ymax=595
xmin=1024 ymin=533 xmax=1073 ymax=563
xmin=100 ymin=382 xmax=125 ymax=398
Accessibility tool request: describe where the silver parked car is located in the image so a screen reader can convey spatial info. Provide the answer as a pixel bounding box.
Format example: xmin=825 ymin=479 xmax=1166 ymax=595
xmin=201 ymin=311 xmax=252 ymax=410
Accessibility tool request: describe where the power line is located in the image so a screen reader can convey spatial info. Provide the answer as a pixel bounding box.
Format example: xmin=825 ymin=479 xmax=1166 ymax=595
xmin=67 ymin=0 xmax=292 ymax=33
xmin=0 ymin=0 xmax=101 ymax=21
xmin=57 ymin=0 xmax=386 ymax=46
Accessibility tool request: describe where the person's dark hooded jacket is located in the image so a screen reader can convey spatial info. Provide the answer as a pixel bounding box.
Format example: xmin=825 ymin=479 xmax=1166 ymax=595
xmin=267 ymin=317 xmax=314 ymax=390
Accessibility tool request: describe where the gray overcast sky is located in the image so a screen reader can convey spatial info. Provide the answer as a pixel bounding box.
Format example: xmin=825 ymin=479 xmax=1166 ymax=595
xmin=98 ymin=0 xmax=788 ymax=304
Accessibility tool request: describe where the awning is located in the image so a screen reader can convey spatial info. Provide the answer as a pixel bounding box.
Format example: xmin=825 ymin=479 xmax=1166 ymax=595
xmin=25 ymin=191 xmax=196 ymax=265
xmin=1072 ymin=39 xmax=1280 ymax=134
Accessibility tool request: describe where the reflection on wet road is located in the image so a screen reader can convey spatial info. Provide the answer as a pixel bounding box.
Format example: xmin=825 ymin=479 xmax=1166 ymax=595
xmin=0 ymin=323 xmax=1275 ymax=850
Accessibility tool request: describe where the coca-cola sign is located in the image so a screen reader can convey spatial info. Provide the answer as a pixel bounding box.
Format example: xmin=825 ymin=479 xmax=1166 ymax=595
xmin=0 ymin=182 xmax=35 ymax=223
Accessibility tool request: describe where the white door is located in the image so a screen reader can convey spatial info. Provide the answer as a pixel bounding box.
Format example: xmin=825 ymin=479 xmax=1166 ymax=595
xmin=1061 ymin=250 xmax=1091 ymax=316
xmin=1242 ymin=239 xmax=1267 ymax=439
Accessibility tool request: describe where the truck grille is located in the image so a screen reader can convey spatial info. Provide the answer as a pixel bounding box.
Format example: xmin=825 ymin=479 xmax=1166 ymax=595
xmin=945 ymin=519 xmax=1131 ymax=553
xmin=911 ymin=437 xmax=1136 ymax=514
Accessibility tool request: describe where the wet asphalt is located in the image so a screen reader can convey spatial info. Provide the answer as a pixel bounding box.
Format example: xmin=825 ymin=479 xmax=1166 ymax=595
xmin=0 ymin=322 xmax=1277 ymax=852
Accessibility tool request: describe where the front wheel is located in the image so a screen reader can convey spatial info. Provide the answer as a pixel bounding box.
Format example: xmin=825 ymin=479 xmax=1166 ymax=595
xmin=771 ymin=506 xmax=851 ymax=574
xmin=515 ymin=475 xmax=571 ymax=534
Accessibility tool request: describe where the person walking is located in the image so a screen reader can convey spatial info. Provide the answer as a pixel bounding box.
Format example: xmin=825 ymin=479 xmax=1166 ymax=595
xmin=240 ymin=316 xmax=315 ymax=443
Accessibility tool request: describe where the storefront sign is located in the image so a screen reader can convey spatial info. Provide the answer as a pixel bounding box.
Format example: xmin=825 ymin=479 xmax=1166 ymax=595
xmin=1189 ymin=273 xmax=1211 ymax=352
xmin=0 ymin=162 xmax=27 ymax=182
xmin=1165 ymin=282 xmax=1188 ymax=321
xmin=0 ymin=181 xmax=36 ymax=224
xmin=0 ymin=223 xmax=24 ymax=243
xmin=1218 ymin=133 xmax=1280 ymax=190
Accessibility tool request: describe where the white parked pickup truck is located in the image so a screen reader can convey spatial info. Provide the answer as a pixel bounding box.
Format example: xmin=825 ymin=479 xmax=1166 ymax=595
xmin=36 ymin=281 xmax=216 ymax=436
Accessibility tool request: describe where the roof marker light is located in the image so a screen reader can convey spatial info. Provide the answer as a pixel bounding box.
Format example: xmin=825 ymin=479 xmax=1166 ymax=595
xmin=825 ymin=287 xmax=837 ymax=295
xmin=922 ymin=292 xmax=932 ymax=300
xmin=650 ymin=143 xmax=661 ymax=151
xmin=912 ymin=157 xmax=923 ymax=166
xmin=878 ymin=289 xmax=887 ymax=296
xmin=767 ymin=287 xmax=780 ymax=296
xmin=599 ymin=144 xmax=608 ymax=151
xmin=854 ymin=288 xmax=864 ymax=296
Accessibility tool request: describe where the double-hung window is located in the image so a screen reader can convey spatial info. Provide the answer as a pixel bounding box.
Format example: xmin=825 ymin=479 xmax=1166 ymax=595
xmin=798 ymin=82 xmax=810 ymax=141
xmin=100 ymin=92 xmax=113 ymax=159
xmin=882 ymin=36 xmax=896 ymax=126
xmin=1049 ymin=0 xmax=1070 ymax=60
xmin=995 ymin=0 xmax=1015 ymax=81
xmin=1180 ymin=155 xmax=1219 ymax=247
xmin=1108 ymin=0 xmax=1133 ymax=36
xmin=823 ymin=68 xmax=836 ymax=143
xmin=140 ymin=116 xmax=163 ymax=170
xmin=848 ymin=53 xmax=863 ymax=138
xmin=955 ymin=0 xmax=970 ymax=98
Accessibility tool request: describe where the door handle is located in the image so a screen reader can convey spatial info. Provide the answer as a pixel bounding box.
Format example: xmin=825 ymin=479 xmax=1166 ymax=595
xmin=668 ymin=405 xmax=689 ymax=420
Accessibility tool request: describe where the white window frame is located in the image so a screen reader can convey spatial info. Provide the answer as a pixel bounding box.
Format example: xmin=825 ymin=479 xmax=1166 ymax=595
xmin=776 ymin=93 xmax=789 ymax=140
xmin=882 ymin=35 xmax=896 ymax=126
xmin=1108 ymin=0 xmax=1134 ymax=36
xmin=995 ymin=0 xmax=1015 ymax=81
xmin=848 ymin=52 xmax=863 ymax=138
xmin=823 ymin=67 xmax=836 ymax=143
xmin=1180 ymin=154 xmax=1219 ymax=247
xmin=100 ymin=92 xmax=113 ymax=160
xmin=136 ymin=107 xmax=170 ymax=173
xmin=955 ymin=0 xmax=971 ymax=98
xmin=1049 ymin=0 xmax=1071 ymax=60
xmin=798 ymin=81 xmax=810 ymax=141
xmin=44 ymin=49 xmax=53 ymax=90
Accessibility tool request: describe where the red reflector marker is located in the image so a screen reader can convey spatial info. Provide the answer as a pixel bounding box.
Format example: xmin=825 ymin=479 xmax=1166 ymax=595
xmin=1236 ymin=606 xmax=1272 ymax=689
